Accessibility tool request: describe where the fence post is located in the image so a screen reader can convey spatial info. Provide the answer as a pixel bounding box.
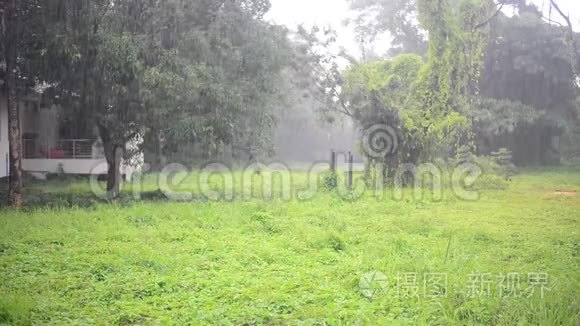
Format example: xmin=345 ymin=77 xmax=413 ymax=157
xmin=330 ymin=149 xmax=336 ymax=173
xmin=348 ymin=151 xmax=354 ymax=189
xmin=72 ymin=140 xmax=76 ymax=159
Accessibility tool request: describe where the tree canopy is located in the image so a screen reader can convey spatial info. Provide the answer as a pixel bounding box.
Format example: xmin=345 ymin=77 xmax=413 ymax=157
xmin=2 ymin=0 xmax=295 ymax=198
xmin=343 ymin=0 xmax=579 ymax=170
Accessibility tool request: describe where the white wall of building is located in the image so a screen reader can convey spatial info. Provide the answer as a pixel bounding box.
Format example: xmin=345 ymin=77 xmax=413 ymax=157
xmin=0 ymin=94 xmax=141 ymax=180
xmin=22 ymin=159 xmax=108 ymax=175
xmin=22 ymin=159 xmax=136 ymax=180
xmin=0 ymin=97 xmax=9 ymax=178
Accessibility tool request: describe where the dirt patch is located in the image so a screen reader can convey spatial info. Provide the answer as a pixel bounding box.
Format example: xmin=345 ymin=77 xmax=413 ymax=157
xmin=551 ymin=190 xmax=577 ymax=197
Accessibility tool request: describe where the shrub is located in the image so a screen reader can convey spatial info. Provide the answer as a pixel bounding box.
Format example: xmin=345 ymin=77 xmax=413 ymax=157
xmin=453 ymin=145 xmax=477 ymax=166
xmin=472 ymin=174 xmax=509 ymax=190
xmin=321 ymin=170 xmax=339 ymax=190
xmin=450 ymin=146 xmax=516 ymax=184
xmin=491 ymin=148 xmax=517 ymax=180
xmin=327 ymin=234 xmax=346 ymax=252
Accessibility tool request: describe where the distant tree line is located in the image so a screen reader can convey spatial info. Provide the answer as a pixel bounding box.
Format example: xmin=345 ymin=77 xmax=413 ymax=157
xmin=317 ymin=0 xmax=580 ymax=180
xmin=1 ymin=0 xmax=578 ymax=207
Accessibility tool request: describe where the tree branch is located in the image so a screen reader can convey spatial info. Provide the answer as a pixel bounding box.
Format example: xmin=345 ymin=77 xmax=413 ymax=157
xmin=549 ymin=0 xmax=579 ymax=81
xmin=541 ymin=15 xmax=564 ymax=28
xmin=549 ymin=0 xmax=569 ymax=25
xmin=475 ymin=3 xmax=504 ymax=30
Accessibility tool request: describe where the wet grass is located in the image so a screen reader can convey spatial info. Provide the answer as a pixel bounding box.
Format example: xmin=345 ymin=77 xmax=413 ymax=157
xmin=0 ymin=169 xmax=579 ymax=324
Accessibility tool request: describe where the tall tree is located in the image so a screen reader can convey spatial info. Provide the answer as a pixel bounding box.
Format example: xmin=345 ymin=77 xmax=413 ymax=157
xmin=43 ymin=0 xmax=139 ymax=197
xmin=1 ymin=0 xmax=23 ymax=207
xmin=328 ymin=0 xmax=495 ymax=182
xmin=347 ymin=0 xmax=428 ymax=56
xmin=477 ymin=9 xmax=579 ymax=164
xmin=34 ymin=0 xmax=292 ymax=195
xmin=140 ymin=0 xmax=291 ymax=166
xmin=548 ymin=0 xmax=579 ymax=82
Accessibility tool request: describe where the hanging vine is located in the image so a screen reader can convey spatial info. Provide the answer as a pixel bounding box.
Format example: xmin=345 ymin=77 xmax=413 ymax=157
xmin=413 ymin=0 xmax=495 ymax=158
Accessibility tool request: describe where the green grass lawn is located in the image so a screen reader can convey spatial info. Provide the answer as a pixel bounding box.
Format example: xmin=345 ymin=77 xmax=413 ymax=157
xmin=0 ymin=169 xmax=579 ymax=324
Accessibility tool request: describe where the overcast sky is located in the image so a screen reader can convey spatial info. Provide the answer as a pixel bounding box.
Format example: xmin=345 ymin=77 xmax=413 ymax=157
xmin=266 ymin=0 xmax=580 ymax=58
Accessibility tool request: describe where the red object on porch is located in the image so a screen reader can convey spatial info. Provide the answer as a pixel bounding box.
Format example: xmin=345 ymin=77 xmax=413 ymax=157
xmin=39 ymin=147 xmax=65 ymax=159
xmin=49 ymin=149 xmax=65 ymax=158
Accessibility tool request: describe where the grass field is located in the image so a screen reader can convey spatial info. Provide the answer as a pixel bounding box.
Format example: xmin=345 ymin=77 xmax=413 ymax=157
xmin=0 ymin=169 xmax=579 ymax=324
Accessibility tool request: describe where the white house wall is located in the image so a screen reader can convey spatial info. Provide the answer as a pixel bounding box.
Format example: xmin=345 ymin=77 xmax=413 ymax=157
xmin=1 ymin=94 xmax=141 ymax=180
xmin=22 ymin=159 xmax=108 ymax=175
xmin=22 ymin=159 xmax=136 ymax=180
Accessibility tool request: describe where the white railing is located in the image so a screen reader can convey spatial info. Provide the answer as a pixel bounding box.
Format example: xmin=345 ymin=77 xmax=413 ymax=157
xmin=23 ymin=139 xmax=103 ymax=160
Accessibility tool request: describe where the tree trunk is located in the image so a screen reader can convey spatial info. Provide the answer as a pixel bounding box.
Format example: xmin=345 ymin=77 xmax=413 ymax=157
xmin=106 ymin=145 xmax=123 ymax=198
xmin=144 ymin=129 xmax=166 ymax=171
xmin=98 ymin=124 xmax=123 ymax=199
xmin=6 ymin=0 xmax=23 ymax=208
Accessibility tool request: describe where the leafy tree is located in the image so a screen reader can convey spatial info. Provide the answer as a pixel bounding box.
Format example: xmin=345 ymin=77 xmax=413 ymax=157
xmin=341 ymin=54 xmax=425 ymax=179
xmin=479 ymin=10 xmax=579 ymax=164
xmin=290 ymin=26 xmax=358 ymax=121
xmin=12 ymin=0 xmax=292 ymax=198
xmin=348 ymin=0 xmax=494 ymax=162
xmin=0 ymin=0 xmax=52 ymax=207
xmin=347 ymin=0 xmax=428 ymax=56
xmin=347 ymin=0 xmax=579 ymax=165
xmin=139 ymin=0 xmax=291 ymax=167
xmin=1 ymin=0 xmax=129 ymax=197
xmin=411 ymin=0 xmax=496 ymax=156
xmin=0 ymin=0 xmax=22 ymax=207
xmin=300 ymin=0 xmax=496 ymax=181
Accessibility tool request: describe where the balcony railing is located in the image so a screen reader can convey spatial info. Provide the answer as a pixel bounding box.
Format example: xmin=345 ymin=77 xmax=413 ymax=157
xmin=23 ymin=139 xmax=104 ymax=160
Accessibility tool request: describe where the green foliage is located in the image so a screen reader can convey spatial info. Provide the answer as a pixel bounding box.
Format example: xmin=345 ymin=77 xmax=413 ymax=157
xmin=0 ymin=293 xmax=33 ymax=325
xmin=10 ymin=0 xmax=293 ymax=179
xmin=452 ymin=145 xmax=477 ymax=166
xmin=343 ymin=54 xmax=424 ymax=110
xmin=141 ymin=3 xmax=291 ymax=159
xmin=326 ymin=234 xmax=346 ymax=252
xmin=491 ymin=148 xmax=517 ymax=179
xmin=347 ymin=0 xmax=428 ymax=56
xmin=474 ymin=98 xmax=542 ymax=135
xmin=342 ymin=54 xmax=425 ymax=174
xmin=341 ymin=0 xmax=496 ymax=179
xmin=477 ymin=10 xmax=579 ymax=164
xmin=345 ymin=0 xmax=579 ymax=167
xmin=413 ymin=0 xmax=495 ymax=154
xmin=447 ymin=145 xmax=514 ymax=191
xmin=450 ymin=144 xmax=516 ymax=182
xmin=291 ymin=25 xmax=358 ymax=122
xmin=321 ymin=170 xmax=339 ymax=190
xmin=471 ymin=173 xmax=510 ymax=190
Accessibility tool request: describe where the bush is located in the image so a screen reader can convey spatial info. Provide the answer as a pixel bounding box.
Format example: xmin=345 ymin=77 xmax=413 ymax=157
xmin=490 ymin=148 xmax=517 ymax=179
xmin=321 ymin=170 xmax=339 ymax=190
xmin=561 ymin=156 xmax=580 ymax=169
xmin=327 ymin=234 xmax=346 ymax=252
xmin=472 ymin=174 xmax=509 ymax=190
xmin=450 ymin=146 xmax=517 ymax=182
xmin=473 ymin=156 xmax=500 ymax=174
xmin=453 ymin=145 xmax=477 ymax=166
